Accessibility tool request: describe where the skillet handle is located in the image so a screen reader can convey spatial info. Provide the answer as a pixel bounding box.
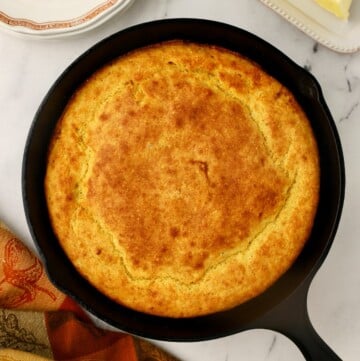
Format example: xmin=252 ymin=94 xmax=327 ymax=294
xmin=249 ymin=279 xmax=342 ymax=361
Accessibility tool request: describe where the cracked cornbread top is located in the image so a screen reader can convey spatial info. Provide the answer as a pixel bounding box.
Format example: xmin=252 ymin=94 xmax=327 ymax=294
xmin=45 ymin=41 xmax=319 ymax=317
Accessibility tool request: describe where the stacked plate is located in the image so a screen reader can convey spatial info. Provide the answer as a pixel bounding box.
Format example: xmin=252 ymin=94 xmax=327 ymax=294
xmin=0 ymin=0 xmax=135 ymax=38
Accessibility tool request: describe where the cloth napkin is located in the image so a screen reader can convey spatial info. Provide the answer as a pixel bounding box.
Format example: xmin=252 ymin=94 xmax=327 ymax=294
xmin=0 ymin=221 xmax=179 ymax=361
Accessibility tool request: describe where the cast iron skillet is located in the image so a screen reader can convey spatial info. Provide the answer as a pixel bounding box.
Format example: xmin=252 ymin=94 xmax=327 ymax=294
xmin=22 ymin=19 xmax=345 ymax=360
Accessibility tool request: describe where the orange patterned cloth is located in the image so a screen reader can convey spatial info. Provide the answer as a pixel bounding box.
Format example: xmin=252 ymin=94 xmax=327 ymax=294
xmin=0 ymin=222 xmax=179 ymax=361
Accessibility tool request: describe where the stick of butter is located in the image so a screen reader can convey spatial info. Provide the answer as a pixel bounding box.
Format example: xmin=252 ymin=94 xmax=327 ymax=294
xmin=313 ymin=0 xmax=353 ymax=19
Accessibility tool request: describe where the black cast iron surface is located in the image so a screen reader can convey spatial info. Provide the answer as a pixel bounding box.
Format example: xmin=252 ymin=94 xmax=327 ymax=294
xmin=22 ymin=19 xmax=345 ymax=360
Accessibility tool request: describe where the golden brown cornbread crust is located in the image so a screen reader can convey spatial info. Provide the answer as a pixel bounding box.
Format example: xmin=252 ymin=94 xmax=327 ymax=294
xmin=45 ymin=41 xmax=319 ymax=317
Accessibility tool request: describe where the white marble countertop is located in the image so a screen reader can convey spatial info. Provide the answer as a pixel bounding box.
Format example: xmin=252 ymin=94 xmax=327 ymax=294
xmin=0 ymin=0 xmax=359 ymax=360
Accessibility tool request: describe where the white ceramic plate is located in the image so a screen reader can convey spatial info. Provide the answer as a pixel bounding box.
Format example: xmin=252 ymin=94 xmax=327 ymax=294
xmin=259 ymin=0 xmax=360 ymax=53
xmin=0 ymin=0 xmax=135 ymax=38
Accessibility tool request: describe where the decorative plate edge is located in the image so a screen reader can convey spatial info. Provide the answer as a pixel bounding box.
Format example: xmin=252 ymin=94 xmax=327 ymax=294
xmin=259 ymin=0 xmax=360 ymax=53
xmin=0 ymin=0 xmax=121 ymax=32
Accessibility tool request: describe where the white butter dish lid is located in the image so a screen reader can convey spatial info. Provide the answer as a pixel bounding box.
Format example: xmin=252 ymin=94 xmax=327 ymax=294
xmin=260 ymin=0 xmax=360 ymax=53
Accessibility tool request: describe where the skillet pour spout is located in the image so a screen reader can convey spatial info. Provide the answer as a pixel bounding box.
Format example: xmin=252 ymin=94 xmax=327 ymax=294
xmin=22 ymin=19 xmax=345 ymax=360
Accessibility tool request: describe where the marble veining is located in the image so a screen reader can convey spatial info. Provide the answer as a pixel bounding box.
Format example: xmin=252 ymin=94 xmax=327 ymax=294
xmin=266 ymin=334 xmax=277 ymax=357
xmin=339 ymin=101 xmax=359 ymax=122
xmin=0 ymin=0 xmax=360 ymax=360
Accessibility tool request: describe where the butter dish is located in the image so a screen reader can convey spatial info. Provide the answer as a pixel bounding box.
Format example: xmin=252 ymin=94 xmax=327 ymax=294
xmin=259 ymin=0 xmax=360 ymax=52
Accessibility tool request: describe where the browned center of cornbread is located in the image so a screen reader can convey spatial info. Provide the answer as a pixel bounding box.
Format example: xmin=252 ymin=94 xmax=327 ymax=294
xmin=45 ymin=41 xmax=319 ymax=317
xmin=85 ymin=75 xmax=289 ymax=281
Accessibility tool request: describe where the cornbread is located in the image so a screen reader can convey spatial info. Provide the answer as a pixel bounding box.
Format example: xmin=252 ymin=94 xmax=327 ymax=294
xmin=45 ymin=41 xmax=320 ymax=318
